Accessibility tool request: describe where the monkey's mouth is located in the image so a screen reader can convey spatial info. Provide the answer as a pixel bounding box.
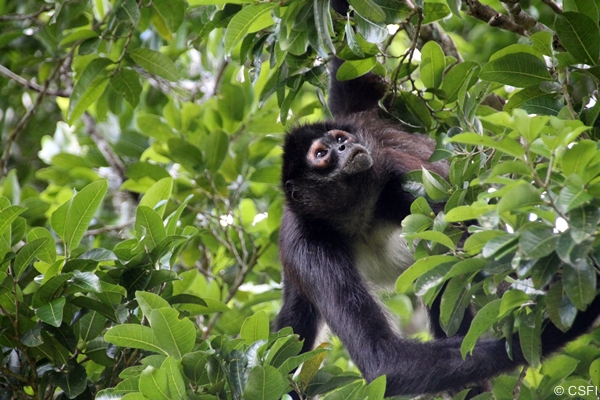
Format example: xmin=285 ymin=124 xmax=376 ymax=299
xmin=345 ymin=149 xmax=373 ymax=174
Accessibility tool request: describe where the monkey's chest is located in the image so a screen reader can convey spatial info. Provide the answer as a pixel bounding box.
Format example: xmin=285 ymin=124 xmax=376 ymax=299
xmin=353 ymin=225 xmax=413 ymax=288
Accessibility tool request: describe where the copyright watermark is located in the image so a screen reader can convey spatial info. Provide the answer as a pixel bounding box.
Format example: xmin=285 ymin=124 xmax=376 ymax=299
xmin=554 ymin=385 xmax=599 ymax=397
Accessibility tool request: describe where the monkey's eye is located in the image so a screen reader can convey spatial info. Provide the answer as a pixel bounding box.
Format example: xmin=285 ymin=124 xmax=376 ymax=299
xmin=315 ymin=149 xmax=328 ymax=158
xmin=335 ymin=136 xmax=347 ymax=143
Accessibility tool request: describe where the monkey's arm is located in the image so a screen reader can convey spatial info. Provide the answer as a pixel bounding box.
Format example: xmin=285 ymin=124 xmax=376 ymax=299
xmin=328 ymin=58 xmax=388 ymax=118
xmin=279 ymin=210 xmax=600 ymax=397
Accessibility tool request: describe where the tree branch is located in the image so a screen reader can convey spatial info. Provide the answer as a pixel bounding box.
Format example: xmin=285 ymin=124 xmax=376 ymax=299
xmin=0 ymin=5 xmax=52 ymax=23
xmin=500 ymin=0 xmax=552 ymax=34
xmin=541 ymin=0 xmax=562 ymax=14
xmin=0 ymin=62 xmax=63 ymax=177
xmin=82 ymin=113 xmax=127 ymax=181
xmin=0 ymin=65 xmax=70 ymax=97
xmin=464 ymin=0 xmax=528 ymax=36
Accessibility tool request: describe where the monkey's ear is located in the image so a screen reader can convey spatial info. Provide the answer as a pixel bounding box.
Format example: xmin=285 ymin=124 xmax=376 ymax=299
xmin=284 ymin=180 xmax=299 ymax=200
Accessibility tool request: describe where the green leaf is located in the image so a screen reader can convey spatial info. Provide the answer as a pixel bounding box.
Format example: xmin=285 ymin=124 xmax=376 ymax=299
xmin=519 ymin=225 xmax=559 ymax=259
xmin=504 ymin=86 xmax=559 ymax=113
xmin=161 ymin=356 xmax=187 ymax=399
xmin=105 ymin=324 xmax=167 ymax=355
xmin=420 ymin=41 xmax=445 ymax=89
xmin=444 ymin=258 xmax=486 ymax=280
xmin=135 ymin=206 xmax=167 ymax=251
xmin=35 ymin=297 xmax=66 ymax=327
xmin=110 ymin=68 xmax=142 ymax=108
xmin=140 ymin=366 xmax=171 ymax=400
xmin=519 ymin=311 xmax=542 ymax=368
xmin=402 ymin=91 xmax=432 ymax=128
xmin=68 ymin=58 xmax=113 ymax=123
xmin=139 ymin=177 xmax=173 ymax=217
xmin=313 ymin=0 xmax=336 ymax=54
xmin=336 ymin=58 xmax=377 ymax=81
xmin=480 ymin=53 xmax=553 ymax=87
xmin=440 ymin=275 xmax=470 ymax=336
xmin=555 ymin=12 xmax=600 ymax=65
xmin=50 ymin=180 xmax=108 ymax=252
xmin=249 ymin=165 xmax=281 ymax=184
xmin=463 ymin=231 xmax=505 ymax=255
xmin=563 ymin=257 xmax=596 ymax=310
xmin=167 ymin=138 xmax=205 ymax=172
xmin=489 ymin=44 xmax=544 ymax=62
xmin=345 ymin=19 xmax=364 ymax=57
xmin=348 ymin=0 xmax=385 ymax=23
xmin=446 ymin=0 xmax=461 ymax=17
xmin=240 ymin=311 xmax=269 ymax=344
xmin=205 ymin=130 xmax=229 ymax=173
xmin=136 ymin=291 xmax=171 ymax=318
xmin=414 ymin=262 xmax=453 ymax=298
xmin=13 ymin=237 xmax=51 ymax=280
xmin=59 ymin=29 xmax=99 ymax=46
xmin=48 ymin=364 xmax=88 ymax=399
xmin=512 ymin=111 xmax=549 ymax=143
xmin=497 ymin=182 xmax=540 ymax=214
xmin=366 ymin=375 xmax=386 ymax=400
xmin=32 ymin=273 xmax=73 ymax=308
xmin=243 ymin=366 xmax=287 ymax=400
xmin=461 ymin=299 xmax=502 ymax=357
xmin=224 ymin=4 xmax=277 ymax=54
xmin=298 ymin=343 xmax=329 ymax=388
xmin=547 ymin=281 xmax=577 ymax=331
xmin=564 ymin=0 xmax=599 ymax=22
xmin=129 ymin=48 xmax=178 ymax=81
xmin=440 ymin=61 xmax=479 ymax=103
xmin=396 ymin=255 xmax=458 ymax=293
xmin=277 ymin=348 xmax=328 ymax=375
xmin=570 ymin=205 xmax=600 ymax=244
xmin=137 ymin=113 xmax=176 ymax=142
xmin=590 ymin=358 xmax=600 ymax=388
xmin=498 ymin=290 xmax=529 ymax=318
xmin=401 ymin=214 xmax=433 ymax=234
xmin=557 ymin=181 xmax=593 ymax=213
xmin=152 ymin=0 xmax=186 ymax=33
xmin=422 ymin=3 xmax=451 ymax=24
xmin=280 ymin=28 xmax=308 ymax=56
xmin=444 ymin=204 xmax=495 ymax=223
xmin=447 ymin=132 xmax=525 ymax=157
xmin=26 ymin=227 xmax=56 ymax=264
xmin=561 ymin=140 xmax=597 ymax=178
xmin=166 ymin=194 xmax=194 ymax=235
xmin=150 ymin=308 xmax=196 ymax=359
xmin=530 ymin=31 xmax=554 ymax=57
xmin=265 ymin=336 xmax=303 ymax=369
xmin=531 ymin=253 xmax=562 ymax=288
xmin=404 ymin=230 xmax=455 ymax=251
xmin=422 ymin=168 xmax=451 ymax=201
xmin=182 ymin=351 xmax=208 ymax=384
xmin=482 ymin=233 xmax=519 ymax=259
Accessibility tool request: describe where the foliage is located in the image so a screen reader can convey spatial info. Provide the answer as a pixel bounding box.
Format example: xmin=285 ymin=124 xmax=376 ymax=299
xmin=1 ymin=0 xmax=600 ymax=399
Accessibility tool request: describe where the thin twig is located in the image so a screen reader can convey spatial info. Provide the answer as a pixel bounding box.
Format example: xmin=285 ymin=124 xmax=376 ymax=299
xmin=0 ymin=61 xmax=63 ymax=177
xmin=82 ymin=113 xmax=128 ymax=180
xmin=0 ymin=65 xmax=71 ymax=97
xmin=84 ymin=219 xmax=135 ymax=236
xmin=464 ymin=0 xmax=527 ymax=36
xmin=201 ymin=244 xmax=270 ymax=339
xmin=541 ymin=0 xmax=562 ymax=14
xmin=0 ymin=5 xmax=52 ymax=23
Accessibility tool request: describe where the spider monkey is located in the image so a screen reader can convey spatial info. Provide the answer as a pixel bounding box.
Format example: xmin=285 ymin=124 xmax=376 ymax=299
xmin=274 ymin=56 xmax=600 ymax=398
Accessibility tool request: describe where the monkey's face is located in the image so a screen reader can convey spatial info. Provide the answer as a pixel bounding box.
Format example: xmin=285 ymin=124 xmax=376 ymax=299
xmin=306 ymin=130 xmax=373 ymax=176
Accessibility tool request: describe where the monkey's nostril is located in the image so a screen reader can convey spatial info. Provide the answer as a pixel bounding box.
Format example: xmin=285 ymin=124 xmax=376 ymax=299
xmin=339 ymin=144 xmax=346 ymax=151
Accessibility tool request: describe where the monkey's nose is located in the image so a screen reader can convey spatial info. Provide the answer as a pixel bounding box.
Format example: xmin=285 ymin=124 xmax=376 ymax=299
xmin=339 ymin=144 xmax=346 ymax=151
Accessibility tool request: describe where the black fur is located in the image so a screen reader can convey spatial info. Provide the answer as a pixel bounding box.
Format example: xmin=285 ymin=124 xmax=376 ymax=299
xmin=275 ymin=58 xmax=600 ymax=398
